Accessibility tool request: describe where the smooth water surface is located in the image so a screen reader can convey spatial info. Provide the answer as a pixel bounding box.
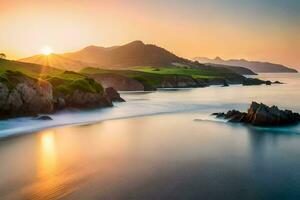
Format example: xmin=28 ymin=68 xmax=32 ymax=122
xmin=0 ymin=73 xmax=300 ymax=200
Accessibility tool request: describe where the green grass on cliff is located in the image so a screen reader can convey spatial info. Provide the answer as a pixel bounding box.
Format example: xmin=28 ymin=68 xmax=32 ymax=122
xmin=0 ymin=59 xmax=103 ymax=94
xmin=0 ymin=59 xmax=61 ymax=78
xmin=46 ymin=71 xmax=103 ymax=95
xmin=81 ymin=67 xmax=173 ymax=89
xmin=132 ymin=66 xmax=241 ymax=79
xmin=81 ymin=66 xmax=243 ymax=89
xmin=81 ymin=66 xmax=241 ymax=79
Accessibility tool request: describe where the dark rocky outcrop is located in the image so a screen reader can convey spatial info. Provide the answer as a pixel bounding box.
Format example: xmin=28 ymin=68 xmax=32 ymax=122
xmin=213 ymin=102 xmax=300 ymax=126
xmin=35 ymin=115 xmax=53 ymax=120
xmin=0 ymin=71 xmax=116 ymax=119
xmin=0 ymin=71 xmax=53 ymax=118
xmin=105 ymin=87 xmax=125 ymax=102
xmin=242 ymin=78 xmax=266 ymax=86
xmin=273 ymin=81 xmax=284 ymax=84
xmin=223 ymin=81 xmax=229 ymax=87
xmin=60 ymin=90 xmax=112 ymax=109
xmin=89 ymin=73 xmax=145 ymax=91
xmin=161 ymin=75 xmax=198 ymax=88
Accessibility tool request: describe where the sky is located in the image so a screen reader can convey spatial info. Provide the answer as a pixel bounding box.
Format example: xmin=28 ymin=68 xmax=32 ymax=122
xmin=0 ymin=0 xmax=299 ymax=68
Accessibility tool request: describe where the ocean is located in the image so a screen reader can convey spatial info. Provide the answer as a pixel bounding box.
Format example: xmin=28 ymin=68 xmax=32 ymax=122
xmin=0 ymin=73 xmax=299 ymax=200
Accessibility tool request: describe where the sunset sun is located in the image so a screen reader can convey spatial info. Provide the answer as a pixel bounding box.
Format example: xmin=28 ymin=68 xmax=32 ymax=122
xmin=41 ymin=46 xmax=53 ymax=56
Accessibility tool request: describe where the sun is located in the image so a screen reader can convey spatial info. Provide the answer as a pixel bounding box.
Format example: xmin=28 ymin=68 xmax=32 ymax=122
xmin=41 ymin=46 xmax=53 ymax=56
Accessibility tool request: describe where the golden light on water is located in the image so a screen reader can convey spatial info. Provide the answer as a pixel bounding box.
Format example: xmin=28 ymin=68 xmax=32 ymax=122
xmin=39 ymin=130 xmax=57 ymax=177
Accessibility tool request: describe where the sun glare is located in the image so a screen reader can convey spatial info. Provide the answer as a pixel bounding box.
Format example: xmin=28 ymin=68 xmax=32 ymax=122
xmin=41 ymin=46 xmax=53 ymax=56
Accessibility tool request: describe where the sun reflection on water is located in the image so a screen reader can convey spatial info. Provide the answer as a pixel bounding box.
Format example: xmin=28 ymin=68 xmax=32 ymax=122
xmin=39 ymin=130 xmax=57 ymax=177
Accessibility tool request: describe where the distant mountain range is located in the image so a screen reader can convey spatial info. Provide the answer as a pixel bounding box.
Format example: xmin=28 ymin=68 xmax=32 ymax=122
xmin=194 ymin=57 xmax=297 ymax=73
xmin=20 ymin=41 xmax=190 ymax=71
xmin=20 ymin=41 xmax=294 ymax=75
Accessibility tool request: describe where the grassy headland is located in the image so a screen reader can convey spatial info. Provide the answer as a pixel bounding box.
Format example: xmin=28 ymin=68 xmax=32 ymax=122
xmin=81 ymin=65 xmax=246 ymax=90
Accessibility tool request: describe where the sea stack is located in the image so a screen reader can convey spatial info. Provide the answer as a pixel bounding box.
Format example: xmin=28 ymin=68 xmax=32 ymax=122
xmin=213 ymin=102 xmax=300 ymax=126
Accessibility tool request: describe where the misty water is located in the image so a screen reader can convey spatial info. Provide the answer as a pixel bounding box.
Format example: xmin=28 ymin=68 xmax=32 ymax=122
xmin=0 ymin=73 xmax=300 ymax=200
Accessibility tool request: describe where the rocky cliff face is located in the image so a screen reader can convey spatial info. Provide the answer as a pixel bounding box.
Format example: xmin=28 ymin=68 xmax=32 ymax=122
xmin=59 ymin=90 xmax=112 ymax=109
xmin=213 ymin=102 xmax=300 ymax=126
xmin=105 ymin=87 xmax=125 ymax=102
xmin=161 ymin=76 xmax=198 ymax=88
xmin=0 ymin=71 xmax=120 ymax=119
xmin=0 ymin=72 xmax=53 ymax=118
xmin=89 ymin=74 xmax=144 ymax=91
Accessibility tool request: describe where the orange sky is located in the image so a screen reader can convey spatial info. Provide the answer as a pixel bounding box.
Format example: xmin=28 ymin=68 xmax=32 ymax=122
xmin=0 ymin=0 xmax=299 ymax=68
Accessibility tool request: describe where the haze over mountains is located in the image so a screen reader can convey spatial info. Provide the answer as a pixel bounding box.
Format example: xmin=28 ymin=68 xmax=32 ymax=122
xmin=194 ymin=57 xmax=298 ymax=73
xmin=20 ymin=41 xmax=189 ymax=71
xmin=20 ymin=41 xmax=297 ymax=74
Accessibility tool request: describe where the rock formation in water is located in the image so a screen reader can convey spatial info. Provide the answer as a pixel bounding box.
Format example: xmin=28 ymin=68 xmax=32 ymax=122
xmin=105 ymin=87 xmax=125 ymax=102
xmin=213 ymin=102 xmax=300 ymax=126
xmin=35 ymin=115 xmax=53 ymax=120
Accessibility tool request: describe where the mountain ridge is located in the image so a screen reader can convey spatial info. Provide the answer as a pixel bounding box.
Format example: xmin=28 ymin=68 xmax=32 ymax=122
xmin=194 ymin=56 xmax=298 ymax=73
xmin=20 ymin=40 xmax=191 ymax=71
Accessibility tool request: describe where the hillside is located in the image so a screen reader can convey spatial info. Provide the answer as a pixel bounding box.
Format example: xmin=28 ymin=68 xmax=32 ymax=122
xmin=194 ymin=57 xmax=298 ymax=73
xmin=20 ymin=41 xmax=193 ymax=71
xmin=19 ymin=54 xmax=92 ymax=71
xmin=62 ymin=40 xmax=190 ymax=68
xmin=80 ymin=66 xmax=271 ymax=91
xmin=0 ymin=59 xmax=116 ymax=118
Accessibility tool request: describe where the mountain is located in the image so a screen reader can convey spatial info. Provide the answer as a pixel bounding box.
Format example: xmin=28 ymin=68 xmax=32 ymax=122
xmin=20 ymin=41 xmax=190 ymax=71
xmin=194 ymin=57 xmax=298 ymax=73
xmin=62 ymin=40 xmax=189 ymax=68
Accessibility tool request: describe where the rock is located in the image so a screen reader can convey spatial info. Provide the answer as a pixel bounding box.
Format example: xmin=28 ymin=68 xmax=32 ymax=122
xmin=265 ymin=80 xmax=272 ymax=85
xmin=206 ymin=78 xmax=227 ymax=85
xmin=242 ymin=78 xmax=266 ymax=86
xmin=223 ymin=81 xmax=229 ymax=87
xmin=105 ymin=87 xmax=125 ymax=102
xmin=63 ymin=90 xmax=113 ymax=108
xmin=53 ymin=97 xmax=66 ymax=110
xmin=0 ymin=72 xmax=54 ymax=118
xmin=0 ymin=70 xmax=114 ymax=119
xmin=35 ymin=115 xmax=53 ymax=120
xmin=213 ymin=102 xmax=300 ymax=126
xmin=161 ymin=75 xmax=198 ymax=88
xmin=89 ymin=74 xmax=144 ymax=91
xmin=273 ymin=81 xmax=283 ymax=84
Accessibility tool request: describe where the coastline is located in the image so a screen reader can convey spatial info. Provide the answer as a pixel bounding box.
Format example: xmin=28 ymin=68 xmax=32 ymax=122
xmin=1 ymin=73 xmax=300 ymax=139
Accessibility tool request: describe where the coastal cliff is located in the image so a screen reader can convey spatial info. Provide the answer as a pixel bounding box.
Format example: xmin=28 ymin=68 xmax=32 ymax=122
xmin=0 ymin=70 xmax=120 ymax=119
xmin=82 ymin=66 xmax=272 ymax=91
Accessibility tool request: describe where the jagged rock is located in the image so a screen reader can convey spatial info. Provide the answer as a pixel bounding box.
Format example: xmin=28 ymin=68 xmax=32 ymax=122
xmin=273 ymin=81 xmax=283 ymax=84
xmin=223 ymin=81 xmax=229 ymax=87
xmin=266 ymin=80 xmax=272 ymax=85
xmin=161 ymin=76 xmax=198 ymax=88
xmin=89 ymin=74 xmax=144 ymax=91
xmin=35 ymin=115 xmax=53 ymax=120
xmin=0 ymin=71 xmax=114 ymax=119
xmin=53 ymin=97 xmax=66 ymax=110
xmin=63 ymin=90 xmax=112 ymax=108
xmin=0 ymin=73 xmax=54 ymax=118
xmin=242 ymin=78 xmax=266 ymax=86
xmin=213 ymin=102 xmax=300 ymax=126
xmin=105 ymin=87 xmax=125 ymax=102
